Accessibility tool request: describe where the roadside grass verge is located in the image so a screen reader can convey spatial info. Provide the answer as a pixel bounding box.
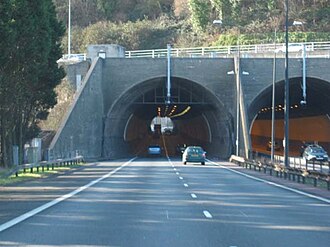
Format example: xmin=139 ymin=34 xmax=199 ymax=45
xmin=0 ymin=164 xmax=83 ymax=186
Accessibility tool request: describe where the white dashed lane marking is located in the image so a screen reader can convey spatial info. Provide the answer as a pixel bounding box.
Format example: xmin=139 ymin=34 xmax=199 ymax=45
xmin=184 ymin=183 xmax=189 ymax=187
xmin=203 ymin=210 xmax=213 ymax=219
xmin=191 ymin=193 xmax=197 ymax=199
xmin=179 ymin=176 xmax=183 ymax=180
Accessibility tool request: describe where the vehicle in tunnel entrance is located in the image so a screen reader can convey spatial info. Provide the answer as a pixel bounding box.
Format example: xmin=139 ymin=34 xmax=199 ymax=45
xmin=249 ymin=77 xmax=330 ymax=157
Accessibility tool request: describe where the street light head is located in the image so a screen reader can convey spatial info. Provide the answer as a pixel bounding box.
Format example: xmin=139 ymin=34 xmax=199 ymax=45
xmin=242 ymin=71 xmax=249 ymax=75
xmin=292 ymin=21 xmax=303 ymax=26
xmin=227 ymin=70 xmax=235 ymax=75
xmin=300 ymin=100 xmax=307 ymax=105
xmin=213 ymin=20 xmax=223 ymax=25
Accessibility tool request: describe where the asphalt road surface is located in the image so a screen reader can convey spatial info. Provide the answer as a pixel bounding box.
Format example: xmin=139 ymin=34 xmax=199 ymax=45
xmin=0 ymin=157 xmax=329 ymax=247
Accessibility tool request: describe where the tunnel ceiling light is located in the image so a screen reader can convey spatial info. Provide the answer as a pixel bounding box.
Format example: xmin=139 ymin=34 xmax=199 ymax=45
xmin=170 ymin=106 xmax=191 ymax=118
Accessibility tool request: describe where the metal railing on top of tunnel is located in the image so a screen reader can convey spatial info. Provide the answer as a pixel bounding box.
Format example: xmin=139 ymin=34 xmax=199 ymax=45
xmin=125 ymin=41 xmax=330 ymax=58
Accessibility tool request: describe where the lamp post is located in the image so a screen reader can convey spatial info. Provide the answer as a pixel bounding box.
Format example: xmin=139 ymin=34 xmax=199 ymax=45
xmin=284 ymin=3 xmax=304 ymax=167
xmin=68 ymin=0 xmax=71 ymax=57
xmin=284 ymin=0 xmax=290 ymax=168
xmin=271 ymin=28 xmax=277 ymax=163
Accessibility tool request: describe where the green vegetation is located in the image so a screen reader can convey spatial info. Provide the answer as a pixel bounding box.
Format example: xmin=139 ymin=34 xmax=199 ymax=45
xmin=52 ymin=0 xmax=330 ymax=52
xmin=0 ymin=0 xmax=64 ymax=168
xmin=0 ymin=165 xmax=83 ymax=186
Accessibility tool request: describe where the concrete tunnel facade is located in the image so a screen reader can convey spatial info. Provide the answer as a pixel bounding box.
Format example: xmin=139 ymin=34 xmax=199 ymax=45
xmin=50 ymin=57 xmax=238 ymax=160
xmin=49 ymin=56 xmax=330 ymax=160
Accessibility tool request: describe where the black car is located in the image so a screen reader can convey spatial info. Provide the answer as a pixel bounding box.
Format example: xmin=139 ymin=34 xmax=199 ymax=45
xmin=302 ymin=144 xmax=328 ymax=162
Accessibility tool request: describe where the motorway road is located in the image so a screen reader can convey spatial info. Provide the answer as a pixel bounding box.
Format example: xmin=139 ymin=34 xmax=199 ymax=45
xmin=0 ymin=158 xmax=329 ymax=247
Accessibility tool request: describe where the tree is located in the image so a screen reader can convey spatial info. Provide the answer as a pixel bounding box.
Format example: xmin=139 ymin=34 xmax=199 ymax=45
xmin=0 ymin=0 xmax=64 ymax=167
xmin=189 ymin=0 xmax=212 ymax=29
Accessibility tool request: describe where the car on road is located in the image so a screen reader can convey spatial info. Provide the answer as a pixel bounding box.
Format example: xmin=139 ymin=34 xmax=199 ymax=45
xmin=182 ymin=146 xmax=206 ymax=165
xmin=302 ymin=144 xmax=328 ymax=162
xmin=148 ymin=145 xmax=161 ymax=155
xmin=275 ymin=43 xmax=312 ymax=53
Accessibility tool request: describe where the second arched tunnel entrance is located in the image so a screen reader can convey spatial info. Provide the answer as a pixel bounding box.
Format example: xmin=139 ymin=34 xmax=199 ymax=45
xmin=249 ymin=77 xmax=330 ymax=156
xmin=103 ymin=77 xmax=234 ymax=159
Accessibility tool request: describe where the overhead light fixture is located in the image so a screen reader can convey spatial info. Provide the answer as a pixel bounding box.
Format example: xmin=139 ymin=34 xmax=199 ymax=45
xmin=213 ymin=20 xmax=223 ymax=24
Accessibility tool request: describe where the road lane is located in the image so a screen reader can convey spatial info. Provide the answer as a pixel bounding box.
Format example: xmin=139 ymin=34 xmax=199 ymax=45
xmin=0 ymin=159 xmax=133 ymax=226
xmin=0 ymin=158 xmax=329 ymax=247
xmin=170 ymin=158 xmax=330 ymax=247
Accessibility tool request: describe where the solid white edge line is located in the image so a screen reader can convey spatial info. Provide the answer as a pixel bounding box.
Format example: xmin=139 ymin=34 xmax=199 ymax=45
xmin=203 ymin=210 xmax=212 ymax=218
xmin=207 ymin=159 xmax=330 ymax=204
xmin=0 ymin=157 xmax=137 ymax=233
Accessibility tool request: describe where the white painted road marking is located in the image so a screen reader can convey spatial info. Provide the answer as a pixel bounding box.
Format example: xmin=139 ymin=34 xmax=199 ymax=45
xmin=184 ymin=183 xmax=189 ymax=187
xmin=203 ymin=210 xmax=213 ymax=219
xmin=173 ymin=168 xmax=177 ymax=171
xmin=207 ymin=159 xmax=330 ymax=204
xmin=176 ymin=172 xmax=179 ymax=175
xmin=179 ymin=176 xmax=183 ymax=180
xmin=191 ymin=193 xmax=197 ymax=199
xmin=0 ymin=158 xmax=137 ymax=233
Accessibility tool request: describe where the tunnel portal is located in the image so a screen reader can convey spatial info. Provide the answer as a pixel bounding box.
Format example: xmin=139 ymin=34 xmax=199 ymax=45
xmin=249 ymin=77 xmax=330 ymax=156
xmin=103 ymin=77 xmax=234 ymax=159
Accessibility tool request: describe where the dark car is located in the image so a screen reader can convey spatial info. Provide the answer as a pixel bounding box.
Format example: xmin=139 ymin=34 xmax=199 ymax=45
xmin=182 ymin=146 xmax=206 ymax=165
xmin=303 ymin=144 xmax=328 ymax=162
xmin=148 ymin=145 xmax=161 ymax=155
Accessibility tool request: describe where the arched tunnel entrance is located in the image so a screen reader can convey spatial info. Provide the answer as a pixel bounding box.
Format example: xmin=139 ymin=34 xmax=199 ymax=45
xmin=249 ymin=77 xmax=330 ymax=156
xmin=103 ymin=77 xmax=234 ymax=159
